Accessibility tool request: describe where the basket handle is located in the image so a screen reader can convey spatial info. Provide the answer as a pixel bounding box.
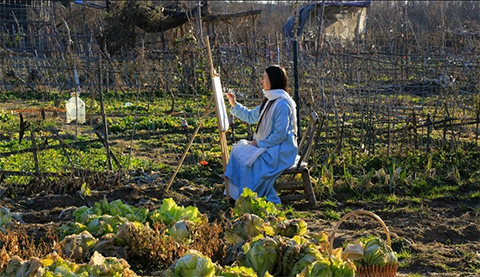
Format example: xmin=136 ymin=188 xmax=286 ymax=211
xmin=329 ymin=210 xmax=391 ymax=255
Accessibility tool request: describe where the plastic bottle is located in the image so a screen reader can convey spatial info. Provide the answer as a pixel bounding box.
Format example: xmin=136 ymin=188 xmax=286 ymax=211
xmin=66 ymin=95 xmax=86 ymax=124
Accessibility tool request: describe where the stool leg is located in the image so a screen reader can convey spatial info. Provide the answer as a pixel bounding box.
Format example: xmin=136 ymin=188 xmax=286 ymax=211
xmin=302 ymin=169 xmax=316 ymax=205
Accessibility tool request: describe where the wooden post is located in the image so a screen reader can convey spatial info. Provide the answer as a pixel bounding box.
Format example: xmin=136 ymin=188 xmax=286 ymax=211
xmin=476 ymin=109 xmax=479 ymax=148
xmin=293 ymin=39 xmax=301 ymax=135
xmin=30 ymin=127 xmax=40 ymax=178
xmin=275 ymin=31 xmax=280 ymax=65
xmin=387 ymin=105 xmax=391 ymax=158
xmin=443 ymin=116 xmax=447 ymax=148
xmin=196 ymin=1 xmax=204 ymax=47
xmin=426 ymin=113 xmax=431 ymax=153
xmin=412 ymin=110 xmax=418 ymax=150
xmin=95 ymin=129 xmax=121 ymax=169
xmin=98 ymin=58 xmax=113 ymax=170
xmin=316 ymin=0 xmax=326 ymax=65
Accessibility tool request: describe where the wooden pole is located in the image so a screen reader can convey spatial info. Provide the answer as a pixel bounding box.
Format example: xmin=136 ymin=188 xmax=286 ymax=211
xmin=196 ymin=1 xmax=204 ymax=47
xmin=30 ymin=127 xmax=40 ymax=178
xmin=476 ymin=109 xmax=479 ymax=148
xmin=95 ymin=129 xmax=121 ymax=169
xmin=293 ymin=39 xmax=301 ymax=136
xmin=98 ymin=58 xmax=113 ymax=170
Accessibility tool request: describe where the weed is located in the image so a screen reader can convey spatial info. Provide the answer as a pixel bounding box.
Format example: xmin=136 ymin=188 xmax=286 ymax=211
xmin=284 ymin=208 xmax=315 ymax=219
xmin=473 ymin=206 xmax=480 ymax=218
xmin=402 ymin=204 xmax=423 ymax=213
xmin=323 ymin=209 xmax=341 ymax=221
xmin=322 ymin=199 xmax=338 ymax=208
xmin=435 ymin=262 xmax=456 ymax=272
xmin=385 ymin=194 xmax=400 ymax=204
xmin=468 ymin=190 xmax=480 ymax=199
xmin=319 ymin=164 xmax=335 ymax=195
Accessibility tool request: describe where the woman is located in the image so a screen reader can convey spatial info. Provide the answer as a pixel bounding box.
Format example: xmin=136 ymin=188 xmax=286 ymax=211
xmin=224 ymin=65 xmax=298 ymax=204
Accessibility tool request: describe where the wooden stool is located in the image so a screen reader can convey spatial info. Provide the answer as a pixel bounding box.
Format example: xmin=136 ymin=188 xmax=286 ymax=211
xmin=275 ymin=108 xmax=321 ymax=205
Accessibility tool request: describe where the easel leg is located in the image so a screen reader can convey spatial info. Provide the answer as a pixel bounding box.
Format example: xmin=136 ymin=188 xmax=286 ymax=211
xmin=165 ymin=96 xmax=216 ymax=192
xmin=165 ymin=120 xmax=204 ymax=192
xmin=219 ymin=131 xmax=230 ymax=201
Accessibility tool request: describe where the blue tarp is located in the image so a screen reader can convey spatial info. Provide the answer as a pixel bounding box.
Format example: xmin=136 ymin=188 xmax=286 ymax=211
xmin=73 ymin=1 xmax=107 ymax=10
xmin=282 ymin=1 xmax=371 ymax=40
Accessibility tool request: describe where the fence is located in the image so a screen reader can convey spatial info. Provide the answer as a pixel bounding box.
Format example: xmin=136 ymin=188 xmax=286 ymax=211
xmin=0 ymin=2 xmax=479 ymax=179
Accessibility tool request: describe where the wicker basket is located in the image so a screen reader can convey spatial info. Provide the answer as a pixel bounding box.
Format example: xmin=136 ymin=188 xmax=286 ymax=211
xmin=329 ymin=210 xmax=398 ymax=277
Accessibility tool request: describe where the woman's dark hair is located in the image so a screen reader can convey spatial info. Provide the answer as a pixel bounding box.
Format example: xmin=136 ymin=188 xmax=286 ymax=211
xmin=265 ymin=65 xmax=288 ymax=92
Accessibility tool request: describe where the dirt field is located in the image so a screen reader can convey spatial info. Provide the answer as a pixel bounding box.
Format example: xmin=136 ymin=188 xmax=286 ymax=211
xmin=1 ymin=167 xmax=478 ymax=277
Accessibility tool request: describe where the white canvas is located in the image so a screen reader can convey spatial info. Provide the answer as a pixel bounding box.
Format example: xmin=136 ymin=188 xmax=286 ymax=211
xmin=212 ymin=76 xmax=229 ymax=131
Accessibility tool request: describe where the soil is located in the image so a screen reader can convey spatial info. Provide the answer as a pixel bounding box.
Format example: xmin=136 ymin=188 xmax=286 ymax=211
xmin=1 ymin=167 xmax=479 ymax=277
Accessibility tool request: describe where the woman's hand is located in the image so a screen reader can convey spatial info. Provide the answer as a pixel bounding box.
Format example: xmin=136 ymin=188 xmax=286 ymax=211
xmin=225 ymin=92 xmax=236 ymax=107
xmin=249 ymin=140 xmax=258 ymax=147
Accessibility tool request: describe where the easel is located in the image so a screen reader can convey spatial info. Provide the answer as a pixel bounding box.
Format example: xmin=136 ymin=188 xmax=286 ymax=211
xmin=165 ymin=36 xmax=231 ymax=200
xmin=206 ymin=35 xmax=231 ymax=200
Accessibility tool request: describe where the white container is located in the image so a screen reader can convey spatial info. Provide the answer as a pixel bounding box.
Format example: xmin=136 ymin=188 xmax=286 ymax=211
xmin=66 ymin=96 xmax=86 ymax=124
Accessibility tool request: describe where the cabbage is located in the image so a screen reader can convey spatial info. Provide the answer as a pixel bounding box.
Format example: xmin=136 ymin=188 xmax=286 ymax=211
xmin=274 ymin=218 xmax=308 ymax=238
xmin=5 ymin=255 xmax=23 ymax=275
xmin=40 ymin=251 xmax=137 ymax=277
xmin=297 ymin=256 xmax=355 ymax=277
xmin=301 ymin=259 xmax=331 ymax=277
xmin=220 ymin=265 xmax=258 ymax=277
xmin=73 ymin=199 xmax=149 ymax=225
xmin=11 ymin=257 xmax=42 ymax=277
xmin=105 ymin=199 xmax=132 ymax=216
xmin=89 ymin=251 xmax=134 ymax=276
xmin=385 ymin=249 xmax=398 ymax=265
xmin=114 ymin=221 xmax=144 ymax=246
xmin=236 ymin=236 xmax=279 ymax=277
xmin=0 ymin=206 xmax=13 ymax=233
xmin=167 ymin=220 xmax=194 ymax=244
xmin=62 ymin=200 xmax=148 ymax=238
xmin=73 ymin=206 xmax=94 ymax=223
xmin=350 ymin=236 xmax=398 ymax=268
xmin=280 ymin=238 xmax=302 ymax=276
xmin=149 ymin=198 xmax=202 ymax=226
xmin=233 ymin=188 xmax=285 ymax=220
xmin=0 ymin=207 xmax=12 ymax=226
xmin=58 ymin=222 xmax=88 ymax=237
xmin=357 ymin=237 xmax=389 ymax=267
xmin=41 ymin=253 xmax=85 ymax=276
xmin=61 ymin=230 xmax=98 ymax=262
xmin=84 ymin=214 xmax=128 ymax=237
xmin=224 ymin=213 xmax=274 ymax=245
xmin=172 ymin=250 xmax=216 ymax=277
xmin=62 ymin=199 xmax=203 ymax=240
xmin=291 ymin=244 xmax=323 ymax=276
xmin=330 ymin=256 xmax=356 ymax=277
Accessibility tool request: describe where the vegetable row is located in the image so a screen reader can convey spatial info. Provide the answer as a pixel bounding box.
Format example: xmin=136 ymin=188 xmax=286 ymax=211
xmin=0 ymin=188 xmax=398 ymax=277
